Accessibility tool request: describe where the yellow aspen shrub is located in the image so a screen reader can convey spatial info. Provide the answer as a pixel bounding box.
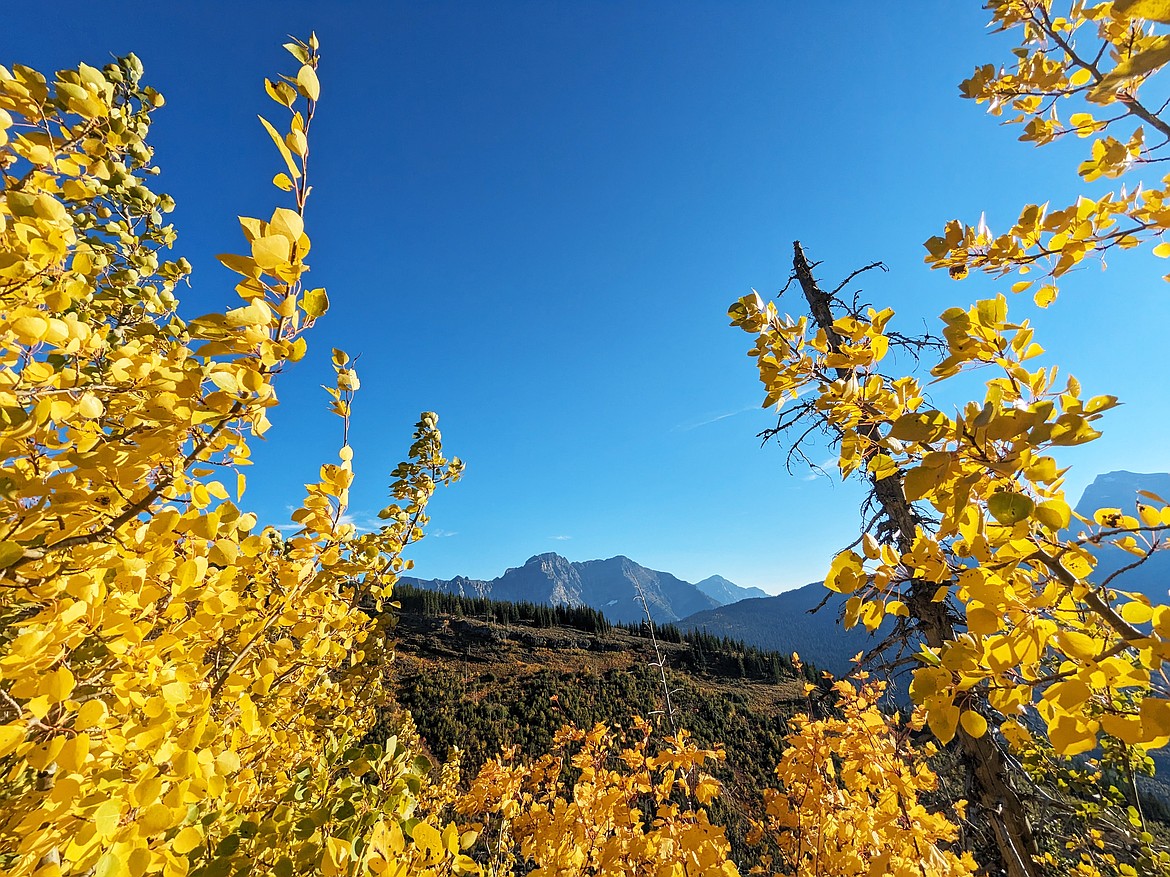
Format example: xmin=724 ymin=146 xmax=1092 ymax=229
xmin=458 ymin=718 xmax=738 ymax=877
xmin=753 ymin=674 xmax=976 ymax=877
xmin=0 ymin=37 xmax=472 ymax=877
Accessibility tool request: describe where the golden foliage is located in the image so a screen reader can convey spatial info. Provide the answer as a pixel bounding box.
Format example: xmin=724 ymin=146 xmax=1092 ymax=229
xmin=753 ymin=675 xmax=975 ymax=877
xmin=458 ymin=718 xmax=739 ymax=877
xmin=730 ymin=3 xmax=1170 ymax=875
xmin=924 ymin=1 xmax=1170 ymax=301
xmin=0 ymin=37 xmax=470 ymax=877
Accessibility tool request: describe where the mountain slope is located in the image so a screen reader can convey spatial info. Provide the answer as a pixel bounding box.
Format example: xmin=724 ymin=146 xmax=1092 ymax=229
xmin=377 ymin=584 xmax=809 ymax=858
xmin=678 ymin=583 xmax=891 ymax=678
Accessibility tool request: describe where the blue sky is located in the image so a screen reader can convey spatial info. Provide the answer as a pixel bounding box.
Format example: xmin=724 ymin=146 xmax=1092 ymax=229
xmin=11 ymin=3 xmax=1170 ymax=592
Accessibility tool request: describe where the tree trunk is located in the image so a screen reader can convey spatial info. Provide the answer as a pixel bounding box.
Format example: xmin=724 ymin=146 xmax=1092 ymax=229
xmin=791 ymin=240 xmax=1040 ymax=877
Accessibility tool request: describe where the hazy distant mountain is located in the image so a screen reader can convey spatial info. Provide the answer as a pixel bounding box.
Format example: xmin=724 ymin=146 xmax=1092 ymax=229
xmin=677 ymin=583 xmax=891 ymax=678
xmin=676 ymin=471 xmax=1170 ymax=674
xmin=1073 ymin=471 xmax=1170 ymax=603
xmin=694 ymin=575 xmax=768 ymax=605
xmin=402 ymin=553 xmax=720 ymax=624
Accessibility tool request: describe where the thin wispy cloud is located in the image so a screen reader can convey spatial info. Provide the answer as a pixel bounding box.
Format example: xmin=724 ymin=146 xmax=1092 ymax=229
xmin=549 ymin=535 xmax=572 ymax=541
xmin=673 ymin=403 xmax=758 ymax=432
xmin=431 ymin=529 xmax=459 ymax=538
xmin=675 ymin=385 xmax=823 ymax=433
xmin=801 ymin=456 xmax=840 ymax=482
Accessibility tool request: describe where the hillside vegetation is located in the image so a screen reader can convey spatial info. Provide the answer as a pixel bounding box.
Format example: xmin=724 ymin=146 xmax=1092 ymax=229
xmin=381 ymin=585 xmax=814 ymax=858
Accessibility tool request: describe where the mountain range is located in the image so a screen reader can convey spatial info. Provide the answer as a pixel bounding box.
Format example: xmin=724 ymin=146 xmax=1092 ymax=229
xmin=404 ymin=470 xmax=1167 ymax=674
xmin=401 ymin=553 xmax=765 ymax=625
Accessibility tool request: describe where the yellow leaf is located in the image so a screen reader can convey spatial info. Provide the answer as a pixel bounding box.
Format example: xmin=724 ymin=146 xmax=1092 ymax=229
xmin=1115 ymin=0 xmax=1170 ymax=23
xmin=885 ymin=599 xmax=909 ymax=617
xmin=0 ymin=540 xmax=24 ymax=568
xmin=286 ymin=129 xmax=308 ymax=157
xmin=46 ymin=666 xmax=76 ymax=703
xmin=967 ymin=606 xmax=999 ymax=636
xmin=138 ymin=802 xmax=177 ymax=836
xmin=866 ymin=454 xmax=898 ymax=480
xmin=1034 ymin=499 xmax=1070 ymax=531
xmin=411 ymin=821 xmax=443 ymax=859
xmin=258 ymin=115 xmax=302 ymax=180
xmin=297 ymin=64 xmax=321 ymax=101
xmin=76 ymin=699 xmax=108 ymax=729
xmin=442 ymin=822 xmax=460 ymax=855
xmin=1141 ymin=698 xmax=1170 ymax=738
xmin=251 ymin=235 xmax=292 ymax=271
xmin=0 ymin=724 xmax=25 ymax=758
xmin=301 ymin=288 xmax=329 ymax=319
xmin=1122 ymin=601 xmax=1154 ymax=625
xmin=57 ymin=733 xmax=90 ymax=772
xmin=1033 ymin=285 xmax=1057 ymax=308
xmin=930 ymin=703 xmax=960 ymax=744
xmin=1089 ymin=36 xmax=1170 ymax=103
xmin=209 ymin=371 xmax=239 ymax=394
xmin=269 ymin=207 xmax=305 ymax=244
xmin=94 ymin=799 xmax=121 ymax=838
xmin=1068 ymin=68 xmax=1093 ymax=87
xmin=216 ymin=252 xmax=260 ymax=278
xmin=1049 ymin=714 xmax=1098 ymax=756
xmin=1101 ymin=713 xmax=1145 ymax=744
xmin=695 ymin=774 xmax=721 ymax=804
xmin=215 ymin=749 xmax=241 ymax=775
xmin=12 ymin=315 xmax=49 ymax=343
xmin=960 ymin=709 xmax=988 ymax=738
xmin=77 ymin=393 xmax=104 ymax=418
xmin=322 ymin=836 xmax=351 ymax=877
xmin=172 ymin=825 xmax=203 ymax=855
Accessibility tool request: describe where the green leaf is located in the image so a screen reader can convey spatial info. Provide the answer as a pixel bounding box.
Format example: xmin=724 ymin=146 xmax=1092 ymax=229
xmin=987 ymin=491 xmax=1035 ymax=525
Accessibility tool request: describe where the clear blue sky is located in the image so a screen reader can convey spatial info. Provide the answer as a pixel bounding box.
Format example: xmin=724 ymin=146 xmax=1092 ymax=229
xmin=11 ymin=3 xmax=1169 ymax=592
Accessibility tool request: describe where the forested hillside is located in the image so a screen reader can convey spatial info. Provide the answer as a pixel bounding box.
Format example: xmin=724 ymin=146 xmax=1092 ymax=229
xmin=381 ymin=585 xmax=815 ymax=858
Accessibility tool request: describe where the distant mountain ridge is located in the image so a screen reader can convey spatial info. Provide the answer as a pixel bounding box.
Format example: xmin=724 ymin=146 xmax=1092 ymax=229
xmin=402 ymin=470 xmax=1169 ymax=672
xmin=695 ymin=575 xmax=768 ymax=604
xmin=677 ymin=584 xmax=889 ymax=678
xmin=402 ymin=553 xmax=746 ymax=624
xmin=1073 ymin=470 xmax=1170 ymax=604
